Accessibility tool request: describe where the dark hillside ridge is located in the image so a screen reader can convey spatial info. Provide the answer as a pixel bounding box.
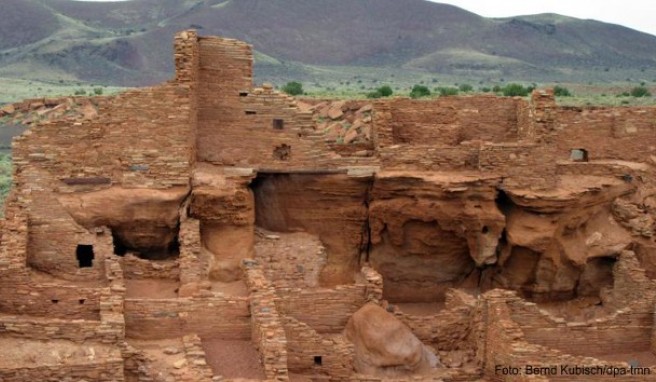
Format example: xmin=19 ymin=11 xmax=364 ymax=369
xmin=0 ymin=0 xmax=653 ymax=85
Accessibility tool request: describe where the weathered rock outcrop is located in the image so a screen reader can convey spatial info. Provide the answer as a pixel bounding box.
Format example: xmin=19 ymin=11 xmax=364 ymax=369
xmin=190 ymin=165 xmax=255 ymax=281
xmin=368 ymin=171 xmax=504 ymax=302
xmin=251 ymin=173 xmax=370 ymax=286
xmin=487 ymin=175 xmax=636 ymax=301
xmin=345 ymin=303 xmax=439 ymax=376
xmin=59 ymin=186 xmax=189 ymax=257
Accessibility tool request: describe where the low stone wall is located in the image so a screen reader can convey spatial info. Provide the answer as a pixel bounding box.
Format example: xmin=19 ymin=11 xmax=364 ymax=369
xmin=182 ymin=334 xmax=214 ymax=381
xmin=0 ymin=313 xmax=121 ymax=343
xmin=120 ymin=253 xmax=180 ymax=280
xmin=0 ymin=360 xmax=125 ymax=382
xmin=0 ymin=284 xmax=102 ymax=320
xmin=180 ymin=217 xmax=204 ymax=284
xmin=379 ymin=144 xmax=479 ymax=171
xmin=276 ymin=284 xmax=367 ymax=334
xmin=482 ymin=290 xmax=655 ymax=382
xmin=283 ymin=315 xmax=354 ymax=378
xmin=124 ymin=296 xmax=251 ymax=340
xmin=243 ymin=259 xmax=289 ymax=381
xmin=387 ymin=291 xmax=476 ymax=350
xmin=510 ymin=300 xmax=653 ymax=357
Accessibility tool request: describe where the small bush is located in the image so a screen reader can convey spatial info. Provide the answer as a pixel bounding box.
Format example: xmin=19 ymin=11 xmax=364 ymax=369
xmin=366 ymin=91 xmax=381 ymax=99
xmin=502 ymin=83 xmax=531 ymax=97
xmin=553 ymin=86 xmax=571 ymax=97
xmin=480 ymin=87 xmax=491 ymax=93
xmin=630 ymin=86 xmax=651 ymax=97
xmin=378 ymin=85 xmax=393 ymax=97
xmin=74 ymin=89 xmax=86 ymax=96
xmin=93 ymin=87 xmax=104 ymax=95
xmin=281 ymin=81 xmax=304 ymax=96
xmin=367 ymin=85 xmax=394 ymax=99
xmin=458 ymin=83 xmax=473 ymax=92
xmin=437 ymin=87 xmax=459 ymax=97
xmin=492 ymin=85 xmax=502 ymax=93
xmin=409 ymin=85 xmax=431 ymax=99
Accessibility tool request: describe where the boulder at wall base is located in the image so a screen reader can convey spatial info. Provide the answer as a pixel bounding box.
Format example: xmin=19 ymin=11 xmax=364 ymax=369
xmin=345 ymin=303 xmax=440 ymax=376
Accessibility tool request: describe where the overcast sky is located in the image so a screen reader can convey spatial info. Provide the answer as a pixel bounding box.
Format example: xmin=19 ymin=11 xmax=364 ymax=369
xmin=429 ymin=0 xmax=655 ymax=35
xmin=73 ymin=0 xmax=656 ymax=36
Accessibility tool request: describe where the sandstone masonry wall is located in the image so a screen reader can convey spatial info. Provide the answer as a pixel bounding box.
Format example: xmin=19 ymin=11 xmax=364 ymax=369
xmin=388 ymin=97 xmax=524 ymax=145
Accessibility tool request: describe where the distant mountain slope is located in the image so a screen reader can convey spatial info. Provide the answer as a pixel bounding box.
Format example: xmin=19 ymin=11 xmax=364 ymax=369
xmin=0 ymin=0 xmax=60 ymax=50
xmin=0 ymin=0 xmax=655 ymax=86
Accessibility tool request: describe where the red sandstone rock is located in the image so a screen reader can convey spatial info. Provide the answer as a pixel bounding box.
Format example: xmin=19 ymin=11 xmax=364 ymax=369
xmin=345 ymin=303 xmax=439 ymax=376
xmin=0 ymin=104 xmax=14 ymax=115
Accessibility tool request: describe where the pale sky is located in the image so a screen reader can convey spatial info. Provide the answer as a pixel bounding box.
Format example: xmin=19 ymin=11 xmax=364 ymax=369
xmin=73 ymin=0 xmax=656 ymax=36
xmin=427 ymin=0 xmax=656 ymax=36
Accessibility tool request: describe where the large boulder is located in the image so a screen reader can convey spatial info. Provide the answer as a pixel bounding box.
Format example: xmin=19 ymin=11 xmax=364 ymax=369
xmin=345 ymin=303 xmax=439 ymax=376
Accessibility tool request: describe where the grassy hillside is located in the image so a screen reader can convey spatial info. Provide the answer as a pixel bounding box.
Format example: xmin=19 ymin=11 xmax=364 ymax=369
xmin=0 ymin=0 xmax=653 ymax=91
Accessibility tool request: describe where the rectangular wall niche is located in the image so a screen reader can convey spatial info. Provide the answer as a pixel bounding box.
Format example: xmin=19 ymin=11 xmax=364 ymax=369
xmin=273 ymin=119 xmax=284 ymax=130
xmin=76 ymin=244 xmax=95 ymax=268
xmin=570 ymin=148 xmax=589 ymax=162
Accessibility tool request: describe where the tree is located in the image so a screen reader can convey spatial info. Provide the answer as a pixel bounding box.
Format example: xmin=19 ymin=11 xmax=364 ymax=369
xmin=409 ymin=85 xmax=431 ymax=99
xmin=281 ymin=81 xmax=304 ymax=96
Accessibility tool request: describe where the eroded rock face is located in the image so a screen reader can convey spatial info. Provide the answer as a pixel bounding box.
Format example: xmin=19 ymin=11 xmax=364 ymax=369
xmin=345 ymin=303 xmax=439 ymax=377
xmin=59 ymin=186 xmax=189 ymax=256
xmin=487 ymin=176 xmax=636 ymax=301
xmin=251 ymin=173 xmax=370 ymax=286
xmin=368 ymin=172 xmax=504 ymax=302
xmin=190 ymin=166 xmax=255 ymax=282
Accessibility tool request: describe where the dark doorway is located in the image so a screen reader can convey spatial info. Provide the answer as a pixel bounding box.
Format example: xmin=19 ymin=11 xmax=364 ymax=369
xmin=313 ymin=356 xmax=323 ymax=366
xmin=112 ymin=231 xmax=128 ymax=257
xmin=76 ymin=245 xmax=95 ymax=268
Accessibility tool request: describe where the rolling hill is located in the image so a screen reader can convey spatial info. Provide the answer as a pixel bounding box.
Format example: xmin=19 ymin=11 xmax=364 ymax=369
xmin=1 ymin=0 xmax=656 ymax=87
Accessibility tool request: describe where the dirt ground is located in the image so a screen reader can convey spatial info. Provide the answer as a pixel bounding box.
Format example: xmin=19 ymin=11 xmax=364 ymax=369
xmin=201 ymin=339 xmax=266 ymax=379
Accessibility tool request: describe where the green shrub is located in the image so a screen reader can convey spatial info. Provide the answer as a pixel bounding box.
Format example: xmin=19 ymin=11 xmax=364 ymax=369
xmin=502 ymin=83 xmax=531 ymax=97
xmin=438 ymin=87 xmax=459 ymax=97
xmin=366 ymin=91 xmax=381 ymax=99
xmin=367 ymin=85 xmax=394 ymax=99
xmin=93 ymin=87 xmax=104 ymax=95
xmin=74 ymin=89 xmax=86 ymax=96
xmin=409 ymin=85 xmax=431 ymax=99
xmin=553 ymin=86 xmax=571 ymax=97
xmin=480 ymin=87 xmax=491 ymax=93
xmin=492 ymin=85 xmax=502 ymax=93
xmin=630 ymin=86 xmax=651 ymax=97
xmin=458 ymin=83 xmax=473 ymax=92
xmin=281 ymin=81 xmax=304 ymax=96
xmin=378 ymin=85 xmax=393 ymax=97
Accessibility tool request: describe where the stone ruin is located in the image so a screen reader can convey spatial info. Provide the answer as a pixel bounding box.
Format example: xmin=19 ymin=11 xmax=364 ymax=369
xmin=2 ymin=29 xmax=656 ymax=381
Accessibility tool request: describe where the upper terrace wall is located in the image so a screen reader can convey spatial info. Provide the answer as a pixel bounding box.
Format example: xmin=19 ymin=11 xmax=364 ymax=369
xmin=195 ymin=37 xmax=377 ymax=170
xmin=196 ymin=37 xmax=316 ymax=168
xmin=551 ymin=106 xmax=656 ymax=162
xmin=11 ymin=31 xmax=198 ymax=191
xmin=384 ymin=97 xmax=526 ymax=146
